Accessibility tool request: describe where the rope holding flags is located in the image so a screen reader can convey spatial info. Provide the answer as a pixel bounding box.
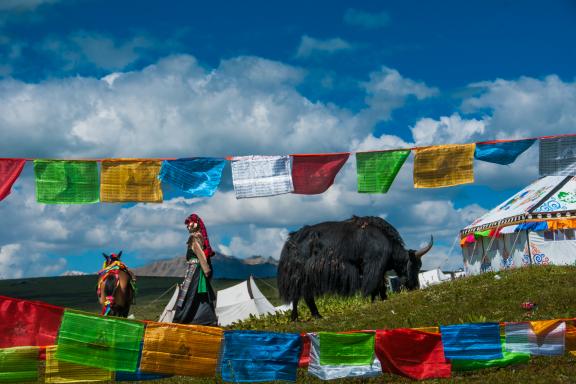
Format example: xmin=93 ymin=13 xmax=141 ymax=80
xmin=0 ymin=133 xmax=575 ymax=204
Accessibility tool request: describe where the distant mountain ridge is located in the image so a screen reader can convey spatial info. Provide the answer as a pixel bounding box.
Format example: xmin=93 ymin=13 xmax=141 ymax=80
xmin=132 ymin=252 xmax=278 ymax=279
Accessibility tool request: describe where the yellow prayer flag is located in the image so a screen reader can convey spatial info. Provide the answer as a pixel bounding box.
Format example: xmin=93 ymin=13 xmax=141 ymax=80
xmin=140 ymin=322 xmax=223 ymax=377
xmin=100 ymin=159 xmax=163 ymax=203
xmin=412 ymin=326 xmax=440 ymax=334
xmin=45 ymin=346 xmax=113 ymax=383
xmin=413 ymin=144 xmax=475 ymax=188
xmin=530 ymin=319 xmax=562 ymax=337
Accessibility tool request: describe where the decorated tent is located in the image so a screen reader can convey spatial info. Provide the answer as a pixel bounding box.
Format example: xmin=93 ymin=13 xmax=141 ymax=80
xmin=216 ymin=276 xmax=284 ymax=326
xmin=461 ymin=176 xmax=576 ymax=275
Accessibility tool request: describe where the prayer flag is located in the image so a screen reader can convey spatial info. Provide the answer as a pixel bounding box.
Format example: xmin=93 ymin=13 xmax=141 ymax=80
xmin=45 ymin=346 xmax=113 ymax=383
xmin=440 ymin=323 xmax=503 ymax=360
xmin=158 ymin=158 xmax=225 ymax=197
xmin=539 ymin=136 xmax=576 ymax=176
xmin=291 ymin=153 xmax=349 ymax=194
xmin=220 ymin=330 xmax=301 ymax=382
xmin=140 ymin=322 xmax=222 ymax=377
xmin=231 ymin=155 xmax=293 ymax=199
xmin=356 ymin=150 xmax=410 ymax=193
xmin=34 ymin=160 xmax=99 ymax=204
xmin=505 ymin=321 xmax=565 ymax=356
xmin=0 ymin=159 xmax=25 ymax=202
xmin=474 ymin=139 xmax=536 ymax=165
xmin=0 ymin=347 xmax=39 ymax=383
xmin=299 ymin=333 xmax=311 ymax=368
xmin=100 ymin=159 xmax=163 ymax=203
xmin=0 ymin=296 xmax=64 ymax=350
xmin=318 ymin=331 xmax=375 ymax=366
xmin=451 ymin=335 xmax=529 ymax=371
xmin=375 ymin=328 xmax=451 ymax=380
xmin=56 ymin=310 xmax=145 ymax=372
xmin=565 ymin=320 xmax=576 ymax=356
xmin=414 ymin=144 xmax=475 ymax=188
xmin=307 ymin=333 xmax=381 ymax=380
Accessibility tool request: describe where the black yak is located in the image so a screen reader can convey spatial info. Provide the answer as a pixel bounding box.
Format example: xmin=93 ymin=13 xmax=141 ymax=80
xmin=277 ymin=216 xmax=433 ymax=321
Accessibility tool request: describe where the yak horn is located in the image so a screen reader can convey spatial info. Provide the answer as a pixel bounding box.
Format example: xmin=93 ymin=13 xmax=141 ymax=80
xmin=414 ymin=236 xmax=433 ymax=258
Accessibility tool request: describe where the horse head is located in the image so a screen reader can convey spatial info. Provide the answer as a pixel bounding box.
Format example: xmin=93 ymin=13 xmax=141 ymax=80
xmin=102 ymin=251 xmax=123 ymax=267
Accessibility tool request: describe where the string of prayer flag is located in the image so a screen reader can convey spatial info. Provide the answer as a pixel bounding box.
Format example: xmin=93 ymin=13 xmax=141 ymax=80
xmin=356 ymin=150 xmax=410 ymax=193
xmin=0 ymin=159 xmax=25 ymax=202
xmin=220 ymin=330 xmax=301 ymax=383
xmin=100 ymin=159 xmax=163 ymax=203
xmin=291 ymin=153 xmax=349 ymax=194
xmin=414 ymin=144 xmax=475 ymax=188
xmin=34 ymin=160 xmax=99 ymax=204
xmin=158 ymin=158 xmax=225 ymax=197
xmin=231 ymin=155 xmax=293 ymax=199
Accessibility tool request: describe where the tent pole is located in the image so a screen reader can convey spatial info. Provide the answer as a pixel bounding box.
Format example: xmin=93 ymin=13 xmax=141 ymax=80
xmin=525 ymin=230 xmax=533 ymax=265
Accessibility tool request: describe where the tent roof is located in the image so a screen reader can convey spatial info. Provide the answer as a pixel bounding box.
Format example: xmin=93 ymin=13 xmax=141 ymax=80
xmin=462 ymin=176 xmax=576 ymax=234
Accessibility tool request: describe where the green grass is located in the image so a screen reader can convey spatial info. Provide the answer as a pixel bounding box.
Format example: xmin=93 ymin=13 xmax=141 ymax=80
xmin=4 ymin=266 xmax=576 ymax=382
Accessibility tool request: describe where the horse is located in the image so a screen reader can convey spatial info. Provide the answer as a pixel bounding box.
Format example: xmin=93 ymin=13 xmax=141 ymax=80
xmin=97 ymin=251 xmax=136 ymax=317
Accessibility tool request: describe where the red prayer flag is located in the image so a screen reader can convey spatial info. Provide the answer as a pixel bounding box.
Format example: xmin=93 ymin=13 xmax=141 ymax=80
xmin=0 ymin=296 xmax=64 ymax=356
xmin=0 ymin=159 xmax=26 ymax=201
xmin=291 ymin=153 xmax=349 ymax=194
xmin=299 ymin=333 xmax=310 ymax=368
xmin=375 ymin=328 xmax=451 ymax=380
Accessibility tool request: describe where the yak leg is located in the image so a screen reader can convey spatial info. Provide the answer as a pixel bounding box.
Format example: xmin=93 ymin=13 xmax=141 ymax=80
xmin=304 ymin=295 xmax=322 ymax=319
xmin=291 ymin=296 xmax=300 ymax=322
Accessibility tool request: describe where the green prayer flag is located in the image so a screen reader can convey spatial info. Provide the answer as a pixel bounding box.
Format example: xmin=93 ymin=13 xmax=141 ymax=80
xmin=0 ymin=347 xmax=38 ymax=383
xmin=318 ymin=332 xmax=375 ymax=366
xmin=356 ymin=150 xmax=410 ymax=193
xmin=34 ymin=160 xmax=99 ymax=204
xmin=56 ymin=310 xmax=145 ymax=372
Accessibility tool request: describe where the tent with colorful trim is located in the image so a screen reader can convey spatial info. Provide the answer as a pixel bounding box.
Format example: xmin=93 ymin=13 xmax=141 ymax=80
xmin=460 ymin=176 xmax=576 ymax=275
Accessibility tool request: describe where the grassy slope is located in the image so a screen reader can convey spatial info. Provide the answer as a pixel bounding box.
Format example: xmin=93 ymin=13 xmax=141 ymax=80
xmin=3 ymin=266 xmax=576 ymax=382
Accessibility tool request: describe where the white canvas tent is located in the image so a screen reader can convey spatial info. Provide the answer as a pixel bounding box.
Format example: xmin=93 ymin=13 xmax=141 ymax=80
xmin=216 ymin=276 xmax=285 ymax=326
xmin=461 ymin=176 xmax=576 ymax=275
xmin=418 ymin=268 xmax=452 ymax=289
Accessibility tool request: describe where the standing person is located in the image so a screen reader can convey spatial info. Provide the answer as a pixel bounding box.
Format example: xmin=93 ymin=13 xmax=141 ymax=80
xmin=173 ymin=213 xmax=218 ymax=326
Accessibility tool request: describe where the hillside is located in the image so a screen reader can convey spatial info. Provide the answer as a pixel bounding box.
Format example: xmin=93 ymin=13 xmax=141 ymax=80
xmin=132 ymin=252 xmax=278 ymax=279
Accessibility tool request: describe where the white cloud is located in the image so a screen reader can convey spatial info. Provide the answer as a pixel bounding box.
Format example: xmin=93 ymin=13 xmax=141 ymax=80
xmin=227 ymin=225 xmax=289 ymax=260
xmin=41 ymin=32 xmax=155 ymax=71
xmin=410 ymin=113 xmax=487 ymax=146
xmin=361 ymin=66 xmax=438 ymax=122
xmin=344 ymin=9 xmax=390 ymax=29
xmin=0 ymin=243 xmax=67 ymax=279
xmin=295 ymin=35 xmax=353 ymax=58
xmin=461 ymin=75 xmax=576 ymax=139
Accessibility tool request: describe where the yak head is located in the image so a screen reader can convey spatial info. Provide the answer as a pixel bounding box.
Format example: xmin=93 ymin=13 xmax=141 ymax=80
xmin=398 ymin=236 xmax=433 ymax=290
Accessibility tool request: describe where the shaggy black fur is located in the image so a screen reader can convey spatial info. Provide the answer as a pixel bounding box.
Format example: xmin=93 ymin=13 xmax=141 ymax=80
xmin=277 ymin=215 xmax=427 ymax=321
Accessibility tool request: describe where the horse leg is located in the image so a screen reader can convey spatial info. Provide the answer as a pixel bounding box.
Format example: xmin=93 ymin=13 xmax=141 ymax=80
xmin=291 ymin=296 xmax=300 ymax=322
xmin=304 ymin=295 xmax=322 ymax=319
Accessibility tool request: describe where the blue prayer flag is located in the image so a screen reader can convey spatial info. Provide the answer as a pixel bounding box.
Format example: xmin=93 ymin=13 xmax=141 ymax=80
xmin=475 ymin=139 xmax=536 ymax=165
xmin=220 ymin=330 xmax=301 ymax=383
xmin=158 ymin=158 xmax=225 ymax=197
xmin=440 ymin=323 xmax=503 ymax=360
xmin=515 ymin=222 xmax=549 ymax=232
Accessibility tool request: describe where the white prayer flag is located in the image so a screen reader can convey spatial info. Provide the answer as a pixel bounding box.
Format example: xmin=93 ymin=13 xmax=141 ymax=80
xmin=231 ymin=155 xmax=294 ymax=199
xmin=539 ymin=136 xmax=576 ymax=177
xmin=505 ymin=321 xmax=565 ymax=356
xmin=307 ymin=333 xmax=382 ymax=380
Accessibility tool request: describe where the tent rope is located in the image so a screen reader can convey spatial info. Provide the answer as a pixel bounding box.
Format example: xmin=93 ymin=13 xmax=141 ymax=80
xmin=130 ymin=282 xmax=178 ymax=318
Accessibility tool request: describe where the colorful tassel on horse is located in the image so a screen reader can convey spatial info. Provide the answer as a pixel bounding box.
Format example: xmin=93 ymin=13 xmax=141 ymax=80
xmin=102 ymin=296 xmax=114 ymax=316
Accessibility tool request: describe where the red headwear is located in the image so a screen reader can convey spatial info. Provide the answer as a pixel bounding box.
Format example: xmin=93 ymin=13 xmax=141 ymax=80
xmin=185 ymin=214 xmax=215 ymax=258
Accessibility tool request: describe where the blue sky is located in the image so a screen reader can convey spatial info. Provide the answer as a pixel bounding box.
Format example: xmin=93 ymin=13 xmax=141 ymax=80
xmin=0 ymin=0 xmax=575 ymax=277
